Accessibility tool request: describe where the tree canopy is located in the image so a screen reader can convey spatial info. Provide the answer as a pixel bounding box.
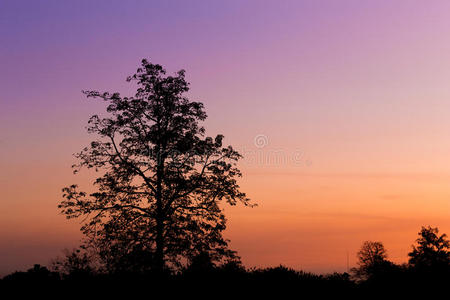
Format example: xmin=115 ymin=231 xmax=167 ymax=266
xmin=351 ymin=241 xmax=391 ymax=281
xmin=408 ymin=226 xmax=450 ymax=269
xmin=59 ymin=59 xmax=252 ymax=272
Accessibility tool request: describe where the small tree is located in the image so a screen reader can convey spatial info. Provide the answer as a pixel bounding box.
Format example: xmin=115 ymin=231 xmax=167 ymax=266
xmin=351 ymin=241 xmax=390 ymax=281
xmin=408 ymin=226 xmax=450 ymax=269
xmin=51 ymin=248 xmax=96 ymax=279
xmin=59 ymin=59 xmax=252 ymax=273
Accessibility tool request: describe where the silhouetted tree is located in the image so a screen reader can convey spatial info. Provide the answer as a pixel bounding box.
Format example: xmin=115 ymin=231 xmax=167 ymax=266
xmin=351 ymin=241 xmax=392 ymax=281
xmin=59 ymin=59 xmax=252 ymax=273
xmin=408 ymin=226 xmax=450 ymax=270
xmin=51 ymin=248 xmax=96 ymax=279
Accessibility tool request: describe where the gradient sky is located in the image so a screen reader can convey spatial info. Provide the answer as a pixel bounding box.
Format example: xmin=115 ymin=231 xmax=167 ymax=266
xmin=2 ymin=0 xmax=450 ymax=275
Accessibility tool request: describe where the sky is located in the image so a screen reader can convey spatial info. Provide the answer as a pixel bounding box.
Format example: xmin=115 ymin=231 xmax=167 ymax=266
xmin=1 ymin=0 xmax=450 ymax=275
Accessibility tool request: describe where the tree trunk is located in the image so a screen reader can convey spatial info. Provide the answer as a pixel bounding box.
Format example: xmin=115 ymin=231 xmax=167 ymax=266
xmin=155 ymin=215 xmax=164 ymax=273
xmin=154 ymin=147 xmax=165 ymax=273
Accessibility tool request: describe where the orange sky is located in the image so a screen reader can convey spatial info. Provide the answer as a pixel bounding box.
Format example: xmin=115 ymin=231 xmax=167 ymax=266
xmin=2 ymin=0 xmax=450 ymax=275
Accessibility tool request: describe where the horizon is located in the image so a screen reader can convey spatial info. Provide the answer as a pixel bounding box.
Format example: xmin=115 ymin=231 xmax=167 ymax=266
xmin=2 ymin=0 xmax=450 ymax=276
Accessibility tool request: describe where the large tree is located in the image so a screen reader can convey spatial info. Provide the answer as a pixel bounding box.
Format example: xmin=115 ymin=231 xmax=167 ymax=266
xmin=59 ymin=59 xmax=252 ymax=272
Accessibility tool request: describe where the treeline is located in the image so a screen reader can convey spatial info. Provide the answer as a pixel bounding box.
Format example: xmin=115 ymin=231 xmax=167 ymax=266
xmin=350 ymin=226 xmax=450 ymax=288
xmin=1 ymin=226 xmax=448 ymax=295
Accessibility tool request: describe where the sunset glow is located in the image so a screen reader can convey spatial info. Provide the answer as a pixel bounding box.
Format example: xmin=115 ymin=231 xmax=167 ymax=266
xmin=2 ymin=0 xmax=450 ymax=276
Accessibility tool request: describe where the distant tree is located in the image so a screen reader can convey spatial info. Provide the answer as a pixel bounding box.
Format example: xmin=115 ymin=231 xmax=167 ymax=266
xmin=58 ymin=59 xmax=252 ymax=273
xmin=51 ymin=248 xmax=96 ymax=279
xmin=408 ymin=226 xmax=450 ymax=269
xmin=351 ymin=241 xmax=392 ymax=281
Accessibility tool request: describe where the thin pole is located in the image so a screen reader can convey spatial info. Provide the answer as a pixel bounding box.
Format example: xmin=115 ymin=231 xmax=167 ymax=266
xmin=346 ymin=250 xmax=349 ymax=273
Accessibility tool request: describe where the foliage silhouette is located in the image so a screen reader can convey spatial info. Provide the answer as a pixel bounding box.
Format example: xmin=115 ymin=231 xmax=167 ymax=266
xmin=184 ymin=251 xmax=216 ymax=275
xmin=406 ymin=226 xmax=450 ymax=287
xmin=51 ymin=248 xmax=96 ymax=280
xmin=408 ymin=226 xmax=450 ymax=269
xmin=2 ymin=264 xmax=59 ymax=283
xmin=58 ymin=59 xmax=252 ymax=273
xmin=2 ymin=227 xmax=449 ymax=296
xmin=351 ymin=241 xmax=394 ymax=281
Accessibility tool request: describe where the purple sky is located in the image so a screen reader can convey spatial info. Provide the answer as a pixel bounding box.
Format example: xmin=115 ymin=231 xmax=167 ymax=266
xmin=2 ymin=0 xmax=450 ymax=275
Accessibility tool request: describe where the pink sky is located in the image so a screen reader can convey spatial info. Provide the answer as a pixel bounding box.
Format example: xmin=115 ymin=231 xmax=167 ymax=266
xmin=1 ymin=0 xmax=450 ymax=275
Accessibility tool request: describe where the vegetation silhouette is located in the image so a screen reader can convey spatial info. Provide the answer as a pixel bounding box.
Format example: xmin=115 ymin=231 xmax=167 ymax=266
xmin=409 ymin=226 xmax=450 ymax=269
xmin=2 ymin=229 xmax=448 ymax=294
xmin=352 ymin=241 xmax=392 ymax=281
xmin=407 ymin=226 xmax=450 ymax=286
xmin=58 ymin=59 xmax=253 ymax=274
xmin=351 ymin=241 xmax=403 ymax=289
